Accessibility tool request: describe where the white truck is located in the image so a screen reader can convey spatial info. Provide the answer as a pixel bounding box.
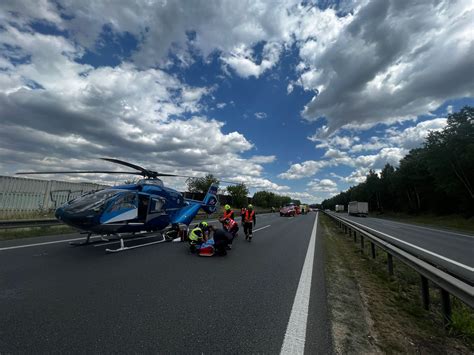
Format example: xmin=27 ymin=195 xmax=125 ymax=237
xmin=348 ymin=201 xmax=368 ymax=217
xmin=335 ymin=204 xmax=345 ymax=212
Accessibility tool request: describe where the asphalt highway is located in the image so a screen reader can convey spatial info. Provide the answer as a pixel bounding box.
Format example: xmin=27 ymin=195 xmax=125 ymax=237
xmin=328 ymin=212 xmax=474 ymax=284
xmin=0 ymin=212 xmax=332 ymax=353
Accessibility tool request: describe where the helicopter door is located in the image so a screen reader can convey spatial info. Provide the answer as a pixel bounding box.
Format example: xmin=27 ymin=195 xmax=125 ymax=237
xmin=137 ymin=194 xmax=151 ymax=222
xmin=146 ymin=196 xmax=166 ymax=222
xmin=100 ymin=192 xmax=138 ymax=224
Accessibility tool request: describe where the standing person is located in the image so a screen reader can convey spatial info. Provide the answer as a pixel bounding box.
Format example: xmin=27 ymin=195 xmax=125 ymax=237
xmin=242 ymin=204 xmax=256 ymax=242
xmin=240 ymin=206 xmax=246 ymax=227
xmin=222 ymin=204 xmax=234 ymax=220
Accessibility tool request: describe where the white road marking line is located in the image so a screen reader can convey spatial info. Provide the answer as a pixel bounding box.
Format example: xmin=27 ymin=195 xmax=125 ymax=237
xmin=253 ymin=225 xmax=271 ymax=232
xmin=346 ymin=218 xmax=474 ymax=272
xmin=0 ymin=236 xmax=89 ymax=251
xmin=281 ymin=212 xmax=318 ymax=354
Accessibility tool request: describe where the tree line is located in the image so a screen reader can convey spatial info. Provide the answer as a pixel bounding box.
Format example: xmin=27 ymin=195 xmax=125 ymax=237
xmin=186 ymin=175 xmax=300 ymax=208
xmin=321 ymin=106 xmax=474 ymax=217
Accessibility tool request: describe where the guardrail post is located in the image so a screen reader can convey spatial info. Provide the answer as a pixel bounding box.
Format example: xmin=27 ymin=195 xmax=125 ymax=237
xmin=370 ymin=242 xmax=376 ymax=258
xmin=353 ymin=232 xmax=357 ymax=242
xmin=387 ymin=253 xmax=394 ymax=276
xmin=420 ymin=276 xmax=430 ymax=310
xmin=441 ymin=289 xmax=452 ymax=328
xmin=360 ymin=235 xmax=364 ymax=253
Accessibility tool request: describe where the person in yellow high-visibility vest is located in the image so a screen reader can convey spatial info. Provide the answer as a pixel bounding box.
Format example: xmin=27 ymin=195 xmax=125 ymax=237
xmin=188 ymin=221 xmax=209 ymax=252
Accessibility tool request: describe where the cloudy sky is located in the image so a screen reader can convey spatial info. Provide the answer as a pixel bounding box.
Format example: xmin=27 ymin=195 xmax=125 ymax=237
xmin=1 ymin=0 xmax=473 ymax=203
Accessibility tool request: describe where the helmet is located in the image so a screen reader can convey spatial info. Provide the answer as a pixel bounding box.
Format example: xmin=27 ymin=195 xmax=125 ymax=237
xmin=248 ymin=204 xmax=253 ymax=210
xmin=224 ymin=204 xmax=231 ymax=210
xmin=199 ymin=221 xmax=208 ymax=229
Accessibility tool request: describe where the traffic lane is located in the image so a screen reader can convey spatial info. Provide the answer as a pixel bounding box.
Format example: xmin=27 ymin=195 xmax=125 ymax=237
xmin=0 ymin=212 xmax=279 ymax=250
xmin=336 ymin=214 xmax=473 ymax=283
xmin=0 ymin=213 xmax=283 ymax=284
xmin=0 ymin=213 xmax=321 ymax=353
xmin=0 ymin=214 xmax=312 ymax=350
xmin=340 ymin=214 xmax=474 ymax=266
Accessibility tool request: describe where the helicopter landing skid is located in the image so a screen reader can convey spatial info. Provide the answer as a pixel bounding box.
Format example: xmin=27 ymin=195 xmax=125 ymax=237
xmin=69 ymin=233 xmax=111 ymax=247
xmin=105 ymin=233 xmax=167 ymax=253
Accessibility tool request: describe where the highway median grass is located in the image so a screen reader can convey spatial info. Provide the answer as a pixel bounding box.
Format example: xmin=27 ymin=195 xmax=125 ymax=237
xmin=0 ymin=225 xmax=78 ymax=241
xmin=321 ymin=214 xmax=473 ymax=353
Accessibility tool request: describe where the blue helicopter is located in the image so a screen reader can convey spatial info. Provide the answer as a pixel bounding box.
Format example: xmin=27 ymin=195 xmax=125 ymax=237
xmin=17 ymin=158 xmax=218 ymax=252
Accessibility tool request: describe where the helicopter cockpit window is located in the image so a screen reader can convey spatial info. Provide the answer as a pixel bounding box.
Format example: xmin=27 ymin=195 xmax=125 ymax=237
xmin=150 ymin=198 xmax=165 ymax=213
xmin=67 ymin=189 xmax=119 ymax=213
xmin=108 ymin=192 xmax=137 ymax=213
xmin=138 ymin=179 xmax=164 ymax=187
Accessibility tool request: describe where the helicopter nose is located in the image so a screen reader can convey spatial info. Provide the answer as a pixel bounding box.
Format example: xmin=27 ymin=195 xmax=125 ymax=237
xmin=56 ymin=206 xmax=99 ymax=230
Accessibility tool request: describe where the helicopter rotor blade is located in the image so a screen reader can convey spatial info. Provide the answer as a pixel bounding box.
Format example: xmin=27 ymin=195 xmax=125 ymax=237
xmin=100 ymin=158 xmax=149 ymax=174
xmin=16 ymin=171 xmax=144 ymax=176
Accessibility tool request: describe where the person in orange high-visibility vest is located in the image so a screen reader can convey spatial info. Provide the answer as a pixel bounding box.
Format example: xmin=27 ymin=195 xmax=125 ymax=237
xmin=240 ymin=207 xmax=246 ymax=227
xmin=222 ymin=204 xmax=234 ymax=220
xmin=219 ymin=204 xmax=234 ymax=228
xmin=242 ymin=204 xmax=256 ymax=242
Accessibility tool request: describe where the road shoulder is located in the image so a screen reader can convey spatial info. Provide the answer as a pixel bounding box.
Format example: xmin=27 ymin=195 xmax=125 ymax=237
xmin=320 ymin=214 xmax=473 ymax=353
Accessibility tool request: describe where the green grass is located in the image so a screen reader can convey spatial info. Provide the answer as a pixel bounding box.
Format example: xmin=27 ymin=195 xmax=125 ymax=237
xmin=374 ymin=212 xmax=474 ymax=234
xmin=0 ymin=225 xmax=77 ymax=241
xmin=0 ymin=211 xmax=56 ymax=220
xmin=451 ymin=299 xmax=474 ymax=341
xmin=321 ymin=214 xmax=474 ymax=350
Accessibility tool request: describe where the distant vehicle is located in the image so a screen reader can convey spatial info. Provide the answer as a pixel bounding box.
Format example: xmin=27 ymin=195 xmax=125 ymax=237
xmin=335 ymin=204 xmax=345 ymax=212
xmin=280 ymin=203 xmax=297 ymax=217
xmin=348 ymin=201 xmax=368 ymax=217
xmin=300 ymin=204 xmax=309 ymax=214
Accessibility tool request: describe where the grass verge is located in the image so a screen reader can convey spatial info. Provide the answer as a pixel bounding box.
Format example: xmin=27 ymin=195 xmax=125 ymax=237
xmin=321 ymin=213 xmax=473 ymax=353
xmin=0 ymin=225 xmax=77 ymax=241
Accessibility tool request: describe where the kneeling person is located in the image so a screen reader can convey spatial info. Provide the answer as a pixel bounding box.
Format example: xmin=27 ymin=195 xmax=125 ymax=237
xmin=213 ymin=228 xmax=234 ymax=256
xmin=188 ymin=221 xmax=209 ymax=253
xmin=223 ymin=217 xmax=238 ymax=249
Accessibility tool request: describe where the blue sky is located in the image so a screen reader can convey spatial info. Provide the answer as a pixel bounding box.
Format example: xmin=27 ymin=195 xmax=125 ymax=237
xmin=0 ymin=0 xmax=473 ymax=203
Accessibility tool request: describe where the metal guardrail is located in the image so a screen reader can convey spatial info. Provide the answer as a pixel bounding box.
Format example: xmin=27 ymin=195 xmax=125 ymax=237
xmin=322 ymin=210 xmax=474 ymax=328
xmin=0 ymin=219 xmax=62 ymax=229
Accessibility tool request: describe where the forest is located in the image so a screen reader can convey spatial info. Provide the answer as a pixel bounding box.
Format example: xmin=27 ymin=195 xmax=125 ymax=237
xmin=321 ymin=106 xmax=474 ymax=217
